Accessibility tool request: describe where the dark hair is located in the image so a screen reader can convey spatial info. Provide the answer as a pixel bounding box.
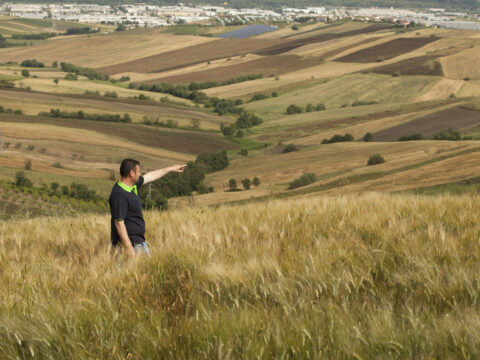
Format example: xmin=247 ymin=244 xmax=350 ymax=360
xmin=120 ymin=159 xmax=140 ymax=177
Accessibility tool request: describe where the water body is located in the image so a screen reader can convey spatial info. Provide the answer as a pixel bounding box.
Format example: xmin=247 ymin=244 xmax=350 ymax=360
xmin=218 ymin=24 xmax=277 ymax=39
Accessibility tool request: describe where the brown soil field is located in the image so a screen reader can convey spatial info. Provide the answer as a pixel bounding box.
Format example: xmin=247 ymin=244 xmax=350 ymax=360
xmin=370 ymin=55 xmax=444 ymax=76
xmin=254 ymin=24 xmax=391 ymax=56
xmin=97 ymin=38 xmax=282 ymax=75
xmin=146 ymin=55 xmax=325 ymax=84
xmin=319 ymin=37 xmax=381 ymax=59
xmin=0 ymin=113 xmax=237 ymax=154
xmin=373 ymin=107 xmax=480 ymax=141
xmin=336 ymin=37 xmax=439 ymax=63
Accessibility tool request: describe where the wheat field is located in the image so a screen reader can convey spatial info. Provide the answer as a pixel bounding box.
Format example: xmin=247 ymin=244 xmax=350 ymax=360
xmin=1 ymin=192 xmax=480 ymax=358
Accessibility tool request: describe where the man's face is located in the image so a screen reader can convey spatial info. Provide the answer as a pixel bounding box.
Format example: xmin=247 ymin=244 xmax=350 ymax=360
xmin=130 ymin=165 xmax=141 ymax=183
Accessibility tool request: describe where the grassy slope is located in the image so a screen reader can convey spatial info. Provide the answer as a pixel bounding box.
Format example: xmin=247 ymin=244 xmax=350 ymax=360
xmin=243 ymin=73 xmax=440 ymax=119
xmin=3 ymin=193 xmax=480 ymax=358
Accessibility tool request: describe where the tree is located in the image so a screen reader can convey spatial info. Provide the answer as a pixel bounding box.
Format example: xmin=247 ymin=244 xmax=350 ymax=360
xmin=52 ymin=61 xmax=58 ymax=68
xmin=54 ymin=78 xmax=59 ymax=85
xmin=24 ymin=160 xmax=32 ymax=170
xmin=305 ymin=103 xmax=314 ymax=112
xmin=367 ymin=154 xmax=385 ymax=166
xmin=14 ymin=171 xmax=33 ymax=187
xmin=21 ymin=69 xmax=30 ymax=77
xmin=253 ymin=177 xmax=260 ymax=187
xmin=363 ymin=132 xmax=374 ymax=142
xmin=286 ymin=104 xmax=304 ymax=115
xmin=283 ymin=143 xmax=299 ymax=153
xmin=241 ymin=178 xmax=251 ymax=190
xmin=50 ymin=182 xmax=60 ymax=193
xmin=228 ymin=178 xmax=237 ymax=191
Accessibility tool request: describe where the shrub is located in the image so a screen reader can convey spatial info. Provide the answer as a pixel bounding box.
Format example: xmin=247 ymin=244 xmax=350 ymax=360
xmin=363 ymin=132 xmax=374 ymax=142
xmin=324 ymin=134 xmax=354 ymax=144
xmin=15 ymin=142 xmax=21 ymax=149
xmin=283 ymin=143 xmax=299 ymax=153
xmin=433 ymin=128 xmax=461 ymax=141
xmin=250 ymin=94 xmax=268 ymax=102
xmin=241 ymin=178 xmax=251 ymax=190
xmin=25 ymin=160 xmax=32 ymax=170
xmin=27 ymin=145 xmax=35 ymax=151
xmin=239 ymin=149 xmax=248 ymax=156
xmin=292 ymin=24 xmax=299 ymax=30
xmin=316 ymin=103 xmax=326 ymax=111
xmin=285 ymin=104 xmax=304 ymax=115
xmin=352 ymin=100 xmax=378 ymax=107
xmin=21 ymin=59 xmax=45 ymax=68
xmin=52 ymin=162 xmax=63 ymax=168
xmin=104 ymin=91 xmax=118 ymax=98
xmin=21 ymin=69 xmax=30 ymax=77
xmin=271 ymin=92 xmax=278 ymax=97
xmin=13 ymin=109 xmax=23 ymax=115
xmin=64 ymin=73 xmax=78 ymax=81
xmin=228 ymin=178 xmax=237 ymax=191
xmin=367 ymin=154 xmax=385 ymax=165
xmin=14 ymin=171 xmax=33 ymax=187
xmin=398 ymin=134 xmax=424 ymax=141
xmin=289 ymin=173 xmax=317 ymax=189
xmin=253 ymin=177 xmax=260 ymax=187
xmin=305 ymin=103 xmax=314 ymax=112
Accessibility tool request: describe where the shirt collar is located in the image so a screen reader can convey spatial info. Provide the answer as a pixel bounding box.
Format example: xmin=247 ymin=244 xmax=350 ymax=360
xmin=118 ymin=181 xmax=138 ymax=195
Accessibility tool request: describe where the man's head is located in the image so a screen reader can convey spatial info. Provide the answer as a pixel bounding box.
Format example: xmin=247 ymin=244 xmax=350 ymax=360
xmin=120 ymin=159 xmax=141 ymax=182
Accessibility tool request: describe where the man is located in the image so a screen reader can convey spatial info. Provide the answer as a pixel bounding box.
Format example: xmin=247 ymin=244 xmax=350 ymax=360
xmin=109 ymin=158 xmax=186 ymax=256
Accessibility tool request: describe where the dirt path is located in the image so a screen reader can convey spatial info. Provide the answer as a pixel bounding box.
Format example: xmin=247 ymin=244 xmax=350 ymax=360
xmin=416 ymin=79 xmax=464 ymax=102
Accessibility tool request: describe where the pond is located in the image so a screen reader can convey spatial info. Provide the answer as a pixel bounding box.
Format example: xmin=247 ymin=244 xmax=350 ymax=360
xmin=218 ymin=24 xmax=277 ymax=39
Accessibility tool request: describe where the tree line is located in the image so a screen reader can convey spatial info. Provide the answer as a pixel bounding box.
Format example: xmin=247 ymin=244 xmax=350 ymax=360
xmin=141 ymin=150 xmax=230 ymax=210
xmin=38 ymin=109 xmax=132 ymax=123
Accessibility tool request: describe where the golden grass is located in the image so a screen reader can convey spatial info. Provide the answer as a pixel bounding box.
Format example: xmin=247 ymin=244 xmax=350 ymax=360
xmin=0 ymin=29 xmax=215 ymax=68
xmin=442 ymin=45 xmax=480 ymax=80
xmin=321 ymin=146 xmax=480 ymax=195
xmin=3 ymin=192 xmax=480 ymax=357
xmin=457 ymin=80 xmax=480 ymax=97
xmin=0 ymin=88 xmax=223 ymax=130
xmin=200 ymin=141 xmax=466 ymax=199
xmin=13 ymin=76 xmax=194 ymax=106
xmin=416 ymin=78 xmax=464 ymax=102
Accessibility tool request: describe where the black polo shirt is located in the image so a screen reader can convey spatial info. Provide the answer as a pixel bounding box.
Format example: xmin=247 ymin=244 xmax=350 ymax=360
xmin=109 ymin=176 xmax=145 ymax=246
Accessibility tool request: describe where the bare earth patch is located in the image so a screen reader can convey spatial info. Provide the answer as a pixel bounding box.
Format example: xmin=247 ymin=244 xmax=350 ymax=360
xmin=373 ymin=106 xmax=480 ymax=141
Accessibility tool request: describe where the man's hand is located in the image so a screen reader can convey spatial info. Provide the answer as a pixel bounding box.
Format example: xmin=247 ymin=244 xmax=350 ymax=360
xmin=115 ymin=220 xmax=136 ymax=256
xmin=170 ymin=164 xmax=187 ymax=173
xmin=143 ymin=164 xmax=187 ymax=184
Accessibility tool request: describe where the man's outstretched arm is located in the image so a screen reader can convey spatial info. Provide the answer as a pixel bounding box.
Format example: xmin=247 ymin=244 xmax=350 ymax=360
xmin=143 ymin=164 xmax=186 ymax=184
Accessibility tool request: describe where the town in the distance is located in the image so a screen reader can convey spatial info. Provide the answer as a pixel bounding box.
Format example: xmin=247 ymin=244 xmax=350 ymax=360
xmin=2 ymin=2 xmax=480 ymax=31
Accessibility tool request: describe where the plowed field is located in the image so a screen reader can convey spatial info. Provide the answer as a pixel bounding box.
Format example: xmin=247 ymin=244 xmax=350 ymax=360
xmin=254 ymin=24 xmax=390 ymax=56
xmin=373 ymin=107 xmax=480 ymax=141
xmin=97 ymin=38 xmax=282 ymax=75
xmin=146 ymin=55 xmax=325 ymax=84
xmin=371 ymin=55 xmax=444 ymax=76
xmin=336 ymin=37 xmax=439 ymax=63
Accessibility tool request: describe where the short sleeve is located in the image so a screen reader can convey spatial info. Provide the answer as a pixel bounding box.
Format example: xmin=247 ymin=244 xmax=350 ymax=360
xmin=136 ymin=175 xmax=145 ymax=192
xmin=110 ymin=194 xmax=128 ymax=221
